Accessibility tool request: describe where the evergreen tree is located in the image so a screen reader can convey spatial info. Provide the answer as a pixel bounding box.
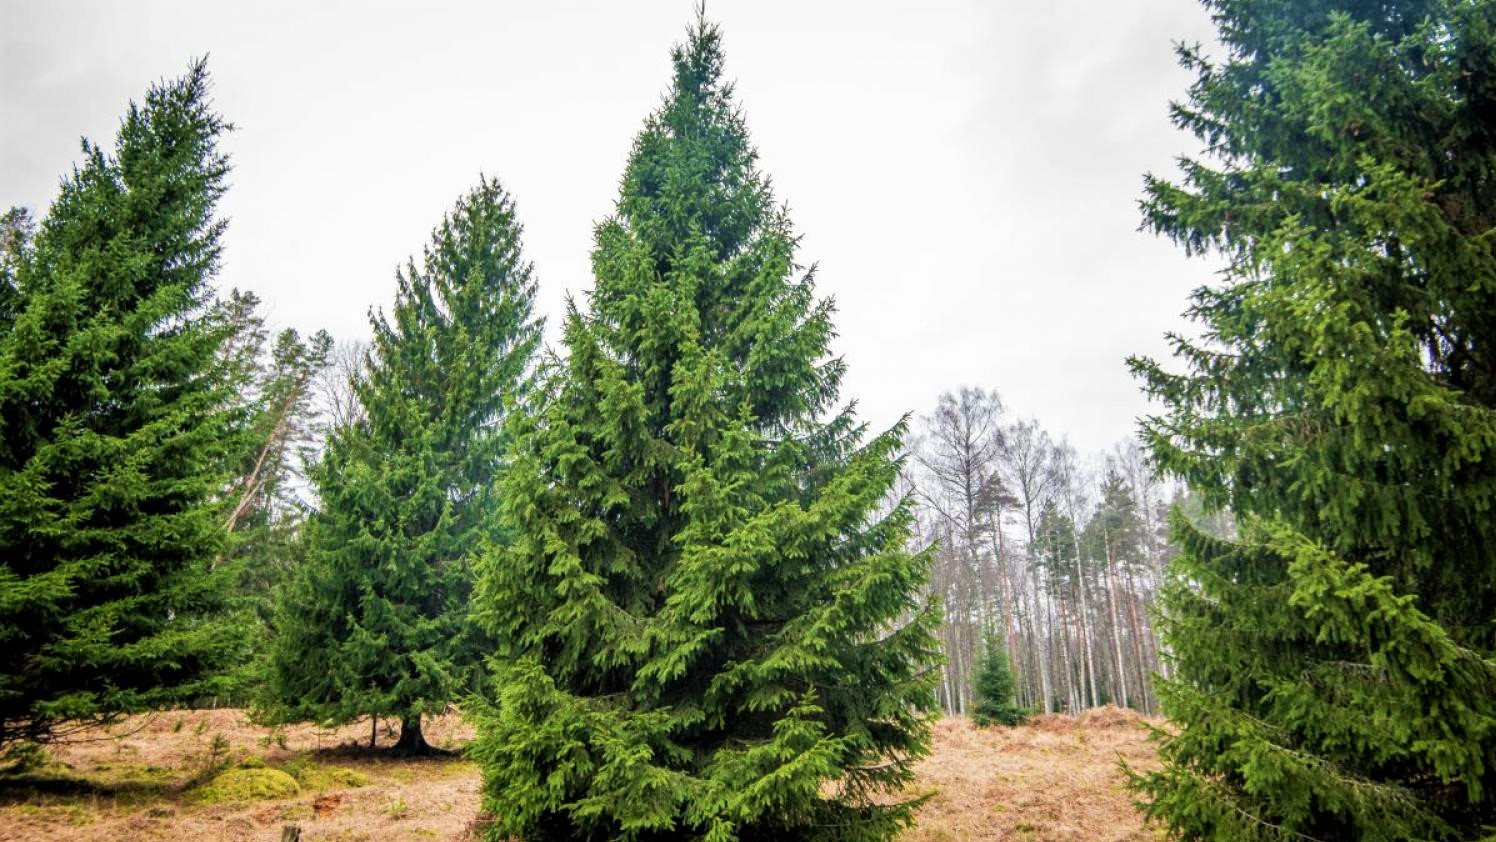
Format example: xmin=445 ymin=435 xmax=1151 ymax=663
xmin=214 ymin=292 xmax=333 ymax=688
xmin=1128 ymin=1 xmax=1496 ymax=838
xmin=0 ymin=208 xmax=32 ymax=329
xmin=262 ymin=177 xmax=541 ymax=754
xmin=0 ymin=61 xmax=244 ymax=747
xmin=1079 ymin=470 xmax=1143 ymax=567
xmin=470 ymin=18 xmax=940 ymax=842
xmin=971 ymin=632 xmax=1026 ymax=727
xmin=1033 ymin=498 xmax=1080 ymax=601
xmin=218 ymin=290 xmax=333 ymax=536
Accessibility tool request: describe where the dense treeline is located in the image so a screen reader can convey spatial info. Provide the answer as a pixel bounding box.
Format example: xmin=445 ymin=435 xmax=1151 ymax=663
xmin=4 ymin=1 xmax=1493 ymax=841
xmin=908 ymin=388 xmax=1190 ymax=718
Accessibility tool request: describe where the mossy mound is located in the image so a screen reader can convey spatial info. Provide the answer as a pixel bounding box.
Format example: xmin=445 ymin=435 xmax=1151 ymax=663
xmin=190 ymin=768 xmax=300 ymax=804
xmin=295 ymin=764 xmax=369 ymax=791
xmin=279 ymin=756 xmax=370 ymax=791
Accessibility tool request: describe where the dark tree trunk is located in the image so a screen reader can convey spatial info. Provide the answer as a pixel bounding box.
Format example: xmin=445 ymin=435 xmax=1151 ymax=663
xmin=392 ymin=715 xmax=431 ymax=756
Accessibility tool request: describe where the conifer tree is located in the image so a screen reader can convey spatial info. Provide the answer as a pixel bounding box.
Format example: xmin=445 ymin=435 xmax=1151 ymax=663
xmin=0 ymin=61 xmax=244 ymax=747
xmin=0 ymin=208 xmax=32 ymax=329
xmin=971 ymin=632 xmax=1026 ymax=727
xmin=262 ymin=177 xmax=541 ymax=754
xmin=1128 ymin=1 xmax=1496 ymax=838
xmin=1033 ymin=498 xmax=1081 ymax=602
xmin=470 ymin=19 xmax=940 ymax=842
xmin=214 ymin=292 xmax=333 ymax=686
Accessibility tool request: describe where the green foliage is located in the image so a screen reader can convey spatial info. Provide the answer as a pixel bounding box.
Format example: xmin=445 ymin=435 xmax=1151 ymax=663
xmin=262 ymin=177 xmax=541 ymax=750
xmin=1077 ymin=470 xmax=1144 ymax=574
xmin=0 ymin=207 xmax=32 ymax=328
xmin=971 ymin=634 xmax=1026 ymax=728
xmin=1032 ymin=498 xmax=1080 ymax=597
xmin=0 ymin=60 xmax=245 ymax=748
xmin=1127 ymin=1 xmax=1496 ymax=839
xmin=214 ymin=289 xmax=333 ymax=695
xmin=469 ymin=18 xmax=940 ymax=842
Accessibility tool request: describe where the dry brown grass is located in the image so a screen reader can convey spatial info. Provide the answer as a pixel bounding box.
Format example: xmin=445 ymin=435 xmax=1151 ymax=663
xmin=0 ymin=709 xmax=477 ymax=842
xmin=0 ymin=706 xmax=1158 ymax=841
xmin=902 ymin=707 xmax=1161 ymax=842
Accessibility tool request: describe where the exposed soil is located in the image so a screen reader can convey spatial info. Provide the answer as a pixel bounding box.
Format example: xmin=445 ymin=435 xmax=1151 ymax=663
xmin=0 ymin=707 xmax=1158 ymax=842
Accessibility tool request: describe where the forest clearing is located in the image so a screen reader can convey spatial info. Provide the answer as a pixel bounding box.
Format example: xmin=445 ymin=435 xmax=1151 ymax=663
xmin=4 ymin=0 xmax=1494 ymax=840
xmin=0 ymin=710 xmax=1156 ymax=842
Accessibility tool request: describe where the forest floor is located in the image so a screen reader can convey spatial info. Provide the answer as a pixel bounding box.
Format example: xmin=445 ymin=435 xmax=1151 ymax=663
xmin=0 ymin=706 xmax=1160 ymax=842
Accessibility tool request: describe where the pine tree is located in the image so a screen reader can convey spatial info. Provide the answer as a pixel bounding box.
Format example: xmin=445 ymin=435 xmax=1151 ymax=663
xmin=1033 ymin=498 xmax=1079 ymax=603
xmin=262 ymin=177 xmax=541 ymax=754
xmin=0 ymin=208 xmax=32 ymax=329
xmin=971 ymin=632 xmax=1026 ymax=727
xmin=214 ymin=292 xmax=333 ymax=689
xmin=1128 ymin=1 xmax=1496 ymax=838
xmin=219 ymin=290 xmax=333 ymax=537
xmin=0 ymin=61 xmax=244 ymax=747
xmin=470 ymin=18 xmax=940 ymax=842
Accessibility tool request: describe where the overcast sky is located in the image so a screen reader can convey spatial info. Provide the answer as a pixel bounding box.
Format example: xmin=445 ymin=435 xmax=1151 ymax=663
xmin=2 ymin=0 xmax=1220 ymax=454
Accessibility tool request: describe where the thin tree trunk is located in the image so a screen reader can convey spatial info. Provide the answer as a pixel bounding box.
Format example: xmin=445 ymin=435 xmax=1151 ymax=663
xmin=1103 ymin=538 xmax=1130 ymax=709
xmin=1029 ymin=561 xmax=1054 ymax=714
xmin=985 ymin=511 xmax=1022 ymax=704
xmin=1071 ymin=525 xmax=1099 ymax=709
xmin=1057 ymin=592 xmax=1078 ymax=713
xmin=1122 ymin=559 xmax=1153 ymax=715
xmin=223 ymin=373 xmax=313 ymax=532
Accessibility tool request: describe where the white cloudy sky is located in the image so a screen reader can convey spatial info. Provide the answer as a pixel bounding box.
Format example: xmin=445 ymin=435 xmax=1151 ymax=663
xmin=2 ymin=0 xmax=1220 ymax=454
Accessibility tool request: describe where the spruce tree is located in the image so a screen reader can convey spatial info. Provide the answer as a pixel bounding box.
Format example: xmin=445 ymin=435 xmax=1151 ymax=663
xmin=470 ymin=19 xmax=940 ymax=842
xmin=971 ymin=632 xmax=1026 ymax=728
xmin=1128 ymin=1 xmax=1496 ymax=838
xmin=0 ymin=61 xmax=244 ymax=747
xmin=262 ymin=177 xmax=541 ymax=754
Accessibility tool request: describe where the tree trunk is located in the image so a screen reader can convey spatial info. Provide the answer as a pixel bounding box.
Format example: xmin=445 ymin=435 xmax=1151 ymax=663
xmin=1122 ymin=559 xmax=1153 ymax=715
xmin=392 ymin=716 xmax=431 ymax=756
xmin=1104 ymin=539 xmax=1130 ymax=709
xmin=981 ymin=511 xmax=1029 ymax=708
xmin=1071 ymin=524 xmax=1099 ymax=710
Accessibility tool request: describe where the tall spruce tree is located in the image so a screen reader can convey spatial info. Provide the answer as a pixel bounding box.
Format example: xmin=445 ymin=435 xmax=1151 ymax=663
xmin=262 ymin=177 xmax=541 ymax=754
xmin=0 ymin=61 xmax=244 ymax=747
xmin=469 ymin=19 xmax=940 ymax=842
xmin=1128 ymin=1 xmax=1496 ymax=838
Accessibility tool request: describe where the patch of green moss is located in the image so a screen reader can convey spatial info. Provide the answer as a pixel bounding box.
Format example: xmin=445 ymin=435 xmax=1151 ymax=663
xmin=10 ymin=803 xmax=96 ymax=826
xmin=189 ymin=768 xmax=300 ymax=804
xmin=100 ymin=764 xmax=177 ymax=786
xmin=277 ymin=756 xmax=369 ymax=791
xmin=298 ymin=765 xmax=369 ymax=791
